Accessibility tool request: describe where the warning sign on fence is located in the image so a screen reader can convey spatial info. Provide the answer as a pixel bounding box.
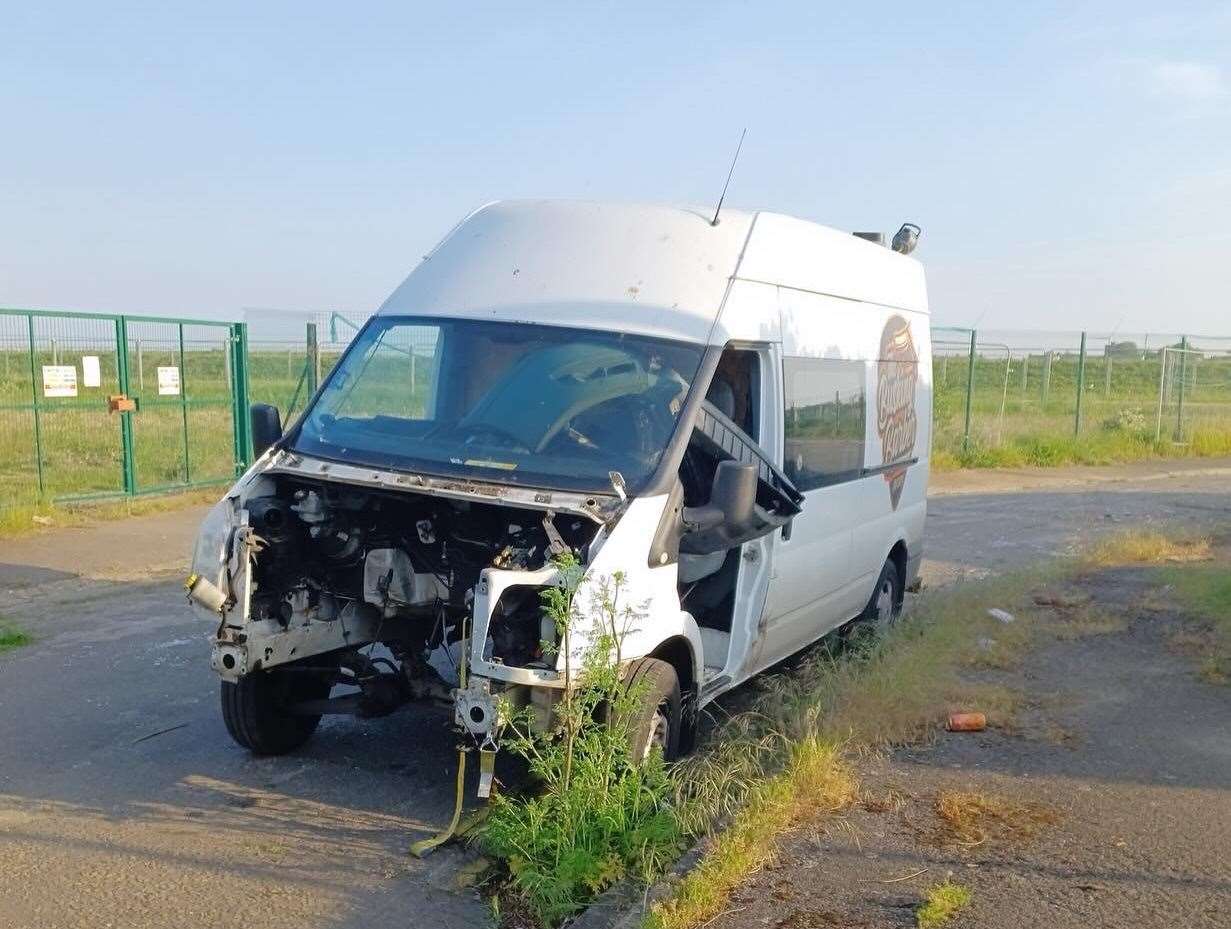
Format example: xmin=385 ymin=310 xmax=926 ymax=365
xmin=42 ymin=365 xmax=78 ymax=398
xmin=157 ymin=366 xmax=181 ymax=396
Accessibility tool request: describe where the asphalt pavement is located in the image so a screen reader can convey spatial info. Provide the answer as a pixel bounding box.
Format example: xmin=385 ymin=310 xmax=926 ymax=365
xmin=1 ymin=457 xmax=1228 ymax=929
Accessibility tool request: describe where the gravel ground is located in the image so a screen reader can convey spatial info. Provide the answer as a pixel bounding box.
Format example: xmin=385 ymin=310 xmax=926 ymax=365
xmin=705 ymin=508 xmax=1231 ymax=928
xmin=0 ymin=458 xmax=1228 ymax=929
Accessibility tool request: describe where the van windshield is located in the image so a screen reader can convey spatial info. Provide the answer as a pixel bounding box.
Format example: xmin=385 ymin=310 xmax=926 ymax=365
xmin=291 ymin=316 xmax=705 ymax=493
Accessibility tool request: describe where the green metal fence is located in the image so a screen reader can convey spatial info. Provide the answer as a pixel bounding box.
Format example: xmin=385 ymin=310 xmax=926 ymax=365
xmin=6 ymin=307 xmax=1231 ymax=518
xmin=0 ymin=308 xmax=252 ymax=515
xmin=244 ymin=311 xmax=360 ymax=423
xmin=932 ymin=327 xmax=1231 ymax=464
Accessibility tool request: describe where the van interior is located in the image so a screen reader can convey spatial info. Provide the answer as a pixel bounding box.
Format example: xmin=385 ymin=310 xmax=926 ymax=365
xmin=678 ymin=347 xmax=762 ymax=679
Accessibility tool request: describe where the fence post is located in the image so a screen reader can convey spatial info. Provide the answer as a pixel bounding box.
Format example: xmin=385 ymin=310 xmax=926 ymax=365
xmin=116 ymin=316 xmax=136 ymax=494
xmin=997 ymin=351 xmax=1012 ymax=445
xmin=1041 ymin=352 xmax=1052 ymax=407
xmin=26 ymin=314 xmax=46 ymax=498
xmin=962 ymin=329 xmax=976 ymax=451
xmin=1155 ymin=347 xmax=1168 ymax=443
xmin=178 ymin=323 xmax=190 ymax=484
xmin=1103 ymin=346 xmax=1112 ymax=395
xmin=1074 ymin=332 xmax=1087 ymax=436
xmin=1175 ymin=335 xmax=1188 ymax=440
xmin=231 ymin=323 xmax=253 ymax=472
xmin=306 ymin=322 xmax=319 ymax=395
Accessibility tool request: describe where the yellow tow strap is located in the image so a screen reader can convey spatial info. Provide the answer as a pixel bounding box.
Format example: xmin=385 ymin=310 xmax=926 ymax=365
xmin=410 ymin=615 xmax=473 ymax=859
xmin=409 ymin=748 xmax=468 ymax=858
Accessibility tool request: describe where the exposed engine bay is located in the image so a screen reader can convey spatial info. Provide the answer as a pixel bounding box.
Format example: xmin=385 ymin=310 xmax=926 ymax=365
xmin=210 ymin=473 xmax=600 ymax=721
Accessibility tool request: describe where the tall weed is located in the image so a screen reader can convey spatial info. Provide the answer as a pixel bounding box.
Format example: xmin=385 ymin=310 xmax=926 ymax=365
xmin=481 ymin=557 xmax=684 ymax=926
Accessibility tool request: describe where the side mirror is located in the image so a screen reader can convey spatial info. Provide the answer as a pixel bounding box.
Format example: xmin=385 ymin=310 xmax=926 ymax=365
xmin=680 ymin=460 xmax=758 ymax=554
xmin=251 ymin=403 xmax=283 ymax=458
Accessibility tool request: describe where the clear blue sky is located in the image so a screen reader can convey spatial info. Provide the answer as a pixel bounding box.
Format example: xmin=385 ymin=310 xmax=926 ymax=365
xmin=3 ymin=2 xmax=1229 ymax=335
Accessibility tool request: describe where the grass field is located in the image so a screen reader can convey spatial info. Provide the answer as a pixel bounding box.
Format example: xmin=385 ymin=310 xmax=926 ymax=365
xmin=2 ymin=337 xmax=1231 ymax=517
xmin=931 ymin=349 xmax=1231 ymax=470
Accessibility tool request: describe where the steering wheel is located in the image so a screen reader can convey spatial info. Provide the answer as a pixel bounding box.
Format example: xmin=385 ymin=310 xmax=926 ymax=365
xmin=461 ymin=423 xmax=532 ymax=454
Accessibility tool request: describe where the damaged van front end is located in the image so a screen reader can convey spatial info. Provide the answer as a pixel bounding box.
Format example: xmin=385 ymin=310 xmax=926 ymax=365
xmin=186 ymin=307 xmax=721 ymax=763
xmin=187 ymin=448 xmax=631 ymax=749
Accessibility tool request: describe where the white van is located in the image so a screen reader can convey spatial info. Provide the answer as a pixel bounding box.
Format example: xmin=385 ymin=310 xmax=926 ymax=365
xmin=187 ymin=200 xmax=930 ymax=762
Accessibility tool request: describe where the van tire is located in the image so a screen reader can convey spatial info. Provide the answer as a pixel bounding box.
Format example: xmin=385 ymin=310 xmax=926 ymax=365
xmin=622 ymin=657 xmax=682 ymax=762
xmin=221 ymin=665 xmax=333 ymax=755
xmin=856 ymin=557 xmax=904 ymax=634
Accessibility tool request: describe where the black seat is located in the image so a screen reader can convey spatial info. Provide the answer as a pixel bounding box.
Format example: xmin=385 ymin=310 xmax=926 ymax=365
xmin=705 ymin=377 xmax=736 ymax=421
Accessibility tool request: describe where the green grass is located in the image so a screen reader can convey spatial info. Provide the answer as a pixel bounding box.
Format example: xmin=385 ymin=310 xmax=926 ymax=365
xmin=916 ymin=881 xmax=973 ymax=928
xmin=932 ymin=425 xmax=1231 ymax=472
xmin=931 ymin=349 xmax=1231 ymax=471
xmin=645 ymin=740 xmax=856 ymax=929
xmin=0 ymin=618 xmax=32 ymax=653
xmin=1157 ymin=557 xmax=1231 ymax=684
xmin=0 ymin=486 xmax=223 ymax=538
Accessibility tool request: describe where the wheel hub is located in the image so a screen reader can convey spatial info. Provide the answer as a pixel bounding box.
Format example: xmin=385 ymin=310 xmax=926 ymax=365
xmin=644 ymin=706 xmax=670 ymax=760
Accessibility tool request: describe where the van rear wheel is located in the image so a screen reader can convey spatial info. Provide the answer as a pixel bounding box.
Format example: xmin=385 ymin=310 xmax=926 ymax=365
xmin=856 ymin=558 xmax=904 ymax=635
xmin=621 ymin=658 xmax=682 ymax=762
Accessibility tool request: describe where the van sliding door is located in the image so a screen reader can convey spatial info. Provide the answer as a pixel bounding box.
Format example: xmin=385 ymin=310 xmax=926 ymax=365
xmin=759 ymin=287 xmax=877 ymax=662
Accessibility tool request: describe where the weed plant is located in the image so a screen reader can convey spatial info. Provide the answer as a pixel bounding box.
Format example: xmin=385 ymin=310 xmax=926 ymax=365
xmin=481 ymin=556 xmax=684 ymax=926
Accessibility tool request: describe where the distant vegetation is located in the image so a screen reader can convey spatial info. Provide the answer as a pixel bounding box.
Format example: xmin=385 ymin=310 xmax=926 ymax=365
xmin=931 ymin=349 xmax=1231 ymax=470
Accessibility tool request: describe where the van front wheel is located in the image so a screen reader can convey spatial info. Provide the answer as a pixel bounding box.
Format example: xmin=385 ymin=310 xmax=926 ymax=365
xmin=857 ymin=558 xmax=904 ymax=634
xmin=622 ymin=658 xmax=682 ymax=762
xmin=221 ymin=663 xmax=334 ymax=755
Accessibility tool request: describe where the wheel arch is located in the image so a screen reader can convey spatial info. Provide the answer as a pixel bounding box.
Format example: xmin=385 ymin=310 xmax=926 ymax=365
xmin=887 ymin=537 xmax=909 ymax=606
xmin=648 ymin=634 xmax=699 ymax=753
xmin=887 ymin=537 xmax=908 ymax=581
xmin=648 ymin=634 xmax=697 ymax=703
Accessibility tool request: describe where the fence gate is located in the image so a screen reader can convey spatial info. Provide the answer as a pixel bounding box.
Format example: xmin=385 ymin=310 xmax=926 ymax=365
xmin=0 ymin=308 xmax=252 ymax=514
xmin=1155 ymin=342 xmax=1231 ymax=445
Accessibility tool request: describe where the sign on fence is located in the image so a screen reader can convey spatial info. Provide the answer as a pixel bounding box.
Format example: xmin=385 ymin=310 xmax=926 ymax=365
xmin=82 ymin=355 xmax=101 ymax=387
xmin=157 ymin=365 xmax=181 ymax=396
xmin=42 ymin=365 xmax=78 ymax=398
xmin=2 ymin=308 xmax=252 ymax=512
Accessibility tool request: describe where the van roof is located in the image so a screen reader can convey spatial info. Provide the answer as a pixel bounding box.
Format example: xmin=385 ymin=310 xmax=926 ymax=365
xmin=377 ymin=200 xmax=928 ymax=344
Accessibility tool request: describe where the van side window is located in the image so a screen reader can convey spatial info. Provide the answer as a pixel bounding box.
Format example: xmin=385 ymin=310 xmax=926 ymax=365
xmin=783 ymin=357 xmax=865 ymax=491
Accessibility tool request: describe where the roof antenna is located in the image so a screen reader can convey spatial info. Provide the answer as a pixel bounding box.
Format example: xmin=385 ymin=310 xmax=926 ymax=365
xmin=710 ymin=127 xmax=747 ymax=226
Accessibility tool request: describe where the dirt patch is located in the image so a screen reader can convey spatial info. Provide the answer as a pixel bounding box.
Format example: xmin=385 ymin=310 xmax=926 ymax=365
xmin=930 ymin=790 xmax=1060 ymax=848
xmin=703 ymin=556 xmax=1231 ymax=929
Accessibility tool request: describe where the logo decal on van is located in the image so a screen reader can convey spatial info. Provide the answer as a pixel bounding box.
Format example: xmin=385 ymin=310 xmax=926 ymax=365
xmin=876 ymin=315 xmax=919 ymax=510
